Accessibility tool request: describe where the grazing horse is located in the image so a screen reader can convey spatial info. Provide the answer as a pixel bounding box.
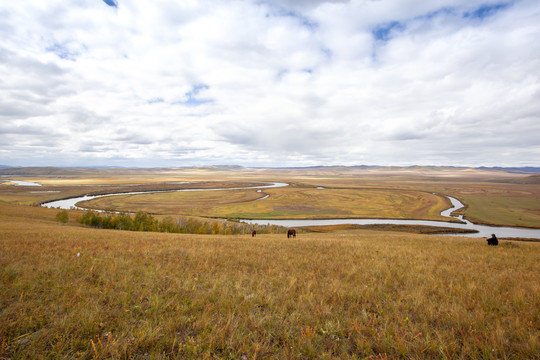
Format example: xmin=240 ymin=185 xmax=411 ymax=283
xmin=252 ymin=230 xmax=257 ymax=237
xmin=287 ymin=229 xmax=296 ymax=238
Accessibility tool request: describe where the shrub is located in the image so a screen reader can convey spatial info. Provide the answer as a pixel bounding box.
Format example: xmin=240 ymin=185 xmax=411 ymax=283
xmin=77 ymin=210 xmax=289 ymax=235
xmin=56 ymin=210 xmax=69 ymax=224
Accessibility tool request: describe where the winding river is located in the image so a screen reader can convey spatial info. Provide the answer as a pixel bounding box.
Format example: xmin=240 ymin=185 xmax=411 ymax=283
xmin=41 ymin=182 xmax=289 ymax=210
xmin=41 ymin=182 xmax=540 ymax=239
xmin=245 ymin=196 xmax=540 ymax=239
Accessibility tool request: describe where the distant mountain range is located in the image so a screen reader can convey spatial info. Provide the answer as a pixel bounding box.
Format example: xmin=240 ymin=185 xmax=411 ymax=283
xmin=476 ymin=166 xmax=540 ymax=173
xmin=1 ymin=165 xmax=539 ymax=174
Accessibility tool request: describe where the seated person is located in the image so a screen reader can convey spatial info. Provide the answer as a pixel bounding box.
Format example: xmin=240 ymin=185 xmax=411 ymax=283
xmin=487 ymin=234 xmax=498 ymax=246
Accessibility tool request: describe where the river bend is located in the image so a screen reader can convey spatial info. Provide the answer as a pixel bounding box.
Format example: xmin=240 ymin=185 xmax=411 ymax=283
xmin=41 ymin=183 xmax=540 ymax=239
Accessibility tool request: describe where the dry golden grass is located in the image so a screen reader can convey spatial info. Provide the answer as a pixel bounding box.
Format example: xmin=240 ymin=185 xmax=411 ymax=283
xmin=444 ymin=184 xmax=540 ymax=228
xmin=81 ymin=187 xmax=452 ymax=222
xmin=78 ymin=189 xmax=266 ymax=216
xmin=291 ymin=178 xmax=540 ymax=229
xmin=1 ymin=203 xmax=539 ymax=359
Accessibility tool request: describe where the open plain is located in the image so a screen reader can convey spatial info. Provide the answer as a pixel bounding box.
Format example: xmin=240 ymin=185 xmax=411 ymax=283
xmin=0 ymin=166 xmax=539 ymax=359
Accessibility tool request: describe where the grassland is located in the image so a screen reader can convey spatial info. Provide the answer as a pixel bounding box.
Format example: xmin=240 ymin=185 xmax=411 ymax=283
xmin=276 ymin=177 xmax=540 ymax=229
xmin=1 ymin=166 xmax=539 ymax=228
xmin=1 ymin=203 xmax=539 ymax=359
xmin=442 ymin=185 xmax=540 ymax=228
xmin=80 ymin=187 xmax=452 ymax=222
xmin=1 ymin=167 xmax=540 ymax=359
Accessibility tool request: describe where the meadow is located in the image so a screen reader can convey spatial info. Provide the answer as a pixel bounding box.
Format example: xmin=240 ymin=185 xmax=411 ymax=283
xmin=1 ymin=166 xmax=539 ymax=359
xmin=1 ymin=203 xmax=539 ymax=359
xmin=79 ymin=187 xmax=452 ymax=222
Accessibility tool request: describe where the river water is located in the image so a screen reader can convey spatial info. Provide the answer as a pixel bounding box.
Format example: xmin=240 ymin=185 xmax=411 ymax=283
xmin=40 ymin=182 xmax=540 ymax=239
xmin=244 ymin=196 xmax=540 ymax=239
xmin=2 ymin=180 xmax=42 ymax=186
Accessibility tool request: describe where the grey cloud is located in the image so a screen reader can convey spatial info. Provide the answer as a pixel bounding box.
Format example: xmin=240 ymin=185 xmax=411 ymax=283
xmin=215 ymin=119 xmax=346 ymax=156
xmin=0 ymin=101 xmax=51 ymax=120
xmin=64 ymin=109 xmax=113 ymax=130
xmin=0 ymin=123 xmax=53 ymax=136
xmin=0 ymin=133 xmax=61 ymax=149
xmin=0 ymin=118 xmax=66 ymax=147
xmin=78 ymin=141 xmax=117 ymax=153
xmin=162 ymin=146 xmax=213 ymax=158
xmin=386 ymin=130 xmax=427 ymax=141
xmin=0 ymin=48 xmax=64 ymax=77
xmin=0 ymin=48 xmax=74 ymax=116
xmin=113 ymin=132 xmax=155 ymax=145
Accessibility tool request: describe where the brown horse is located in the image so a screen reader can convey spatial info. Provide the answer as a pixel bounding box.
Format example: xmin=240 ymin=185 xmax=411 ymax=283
xmin=252 ymin=230 xmax=257 ymax=237
xmin=287 ymin=229 xmax=296 ymax=238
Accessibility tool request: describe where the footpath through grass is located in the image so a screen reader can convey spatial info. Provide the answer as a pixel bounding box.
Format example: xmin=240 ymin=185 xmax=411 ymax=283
xmin=0 ymin=204 xmax=539 ymax=359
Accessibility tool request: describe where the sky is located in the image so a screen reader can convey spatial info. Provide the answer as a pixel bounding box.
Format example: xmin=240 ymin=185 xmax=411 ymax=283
xmin=1 ymin=0 xmax=539 ymax=168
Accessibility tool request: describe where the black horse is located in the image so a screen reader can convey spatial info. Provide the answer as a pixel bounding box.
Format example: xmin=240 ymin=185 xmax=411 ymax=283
xmin=252 ymin=230 xmax=257 ymax=237
xmin=287 ymin=229 xmax=296 ymax=238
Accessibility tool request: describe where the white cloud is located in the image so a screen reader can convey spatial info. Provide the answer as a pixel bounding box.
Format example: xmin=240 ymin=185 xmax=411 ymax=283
xmin=0 ymin=0 xmax=539 ymax=167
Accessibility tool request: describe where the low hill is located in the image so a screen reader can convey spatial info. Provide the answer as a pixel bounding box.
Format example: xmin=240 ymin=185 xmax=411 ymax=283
xmin=0 ymin=165 xmax=536 ymax=181
xmin=478 ymin=166 xmax=540 ymax=173
xmin=509 ymin=174 xmax=540 ymax=184
xmin=0 ymin=167 xmax=89 ymax=176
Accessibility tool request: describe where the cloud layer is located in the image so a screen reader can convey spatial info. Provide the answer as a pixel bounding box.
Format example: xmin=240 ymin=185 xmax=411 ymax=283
xmin=1 ymin=0 xmax=539 ymax=167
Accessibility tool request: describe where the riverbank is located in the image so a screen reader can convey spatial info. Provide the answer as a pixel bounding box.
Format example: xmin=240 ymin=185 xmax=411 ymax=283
xmin=301 ymin=223 xmax=539 ymax=242
xmin=40 ymin=182 xmax=540 ymax=239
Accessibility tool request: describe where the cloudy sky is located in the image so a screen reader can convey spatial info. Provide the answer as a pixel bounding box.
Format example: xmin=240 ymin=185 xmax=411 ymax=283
xmin=1 ymin=0 xmax=539 ymax=168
